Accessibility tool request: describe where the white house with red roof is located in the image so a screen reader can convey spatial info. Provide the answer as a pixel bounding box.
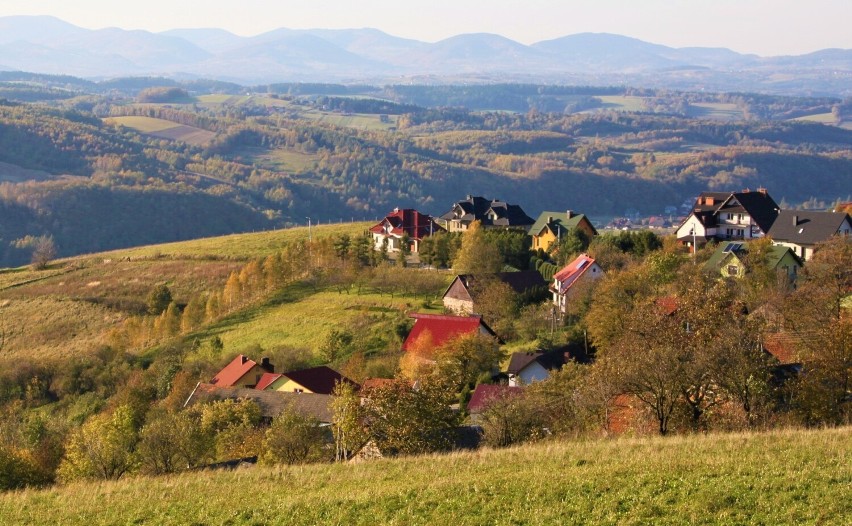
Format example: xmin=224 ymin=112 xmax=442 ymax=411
xmin=551 ymin=254 xmax=603 ymax=313
xmin=369 ymin=208 xmax=443 ymax=253
xmin=210 ymin=355 xmax=274 ymax=389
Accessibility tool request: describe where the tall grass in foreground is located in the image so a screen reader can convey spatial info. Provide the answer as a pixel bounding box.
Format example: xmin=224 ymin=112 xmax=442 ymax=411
xmin=2 ymin=427 xmax=849 ymax=525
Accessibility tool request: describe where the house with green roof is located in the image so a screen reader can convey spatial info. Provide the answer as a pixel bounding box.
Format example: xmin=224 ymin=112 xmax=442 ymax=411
xmin=529 ymin=210 xmax=597 ymax=252
xmin=703 ymin=241 xmax=802 ymax=280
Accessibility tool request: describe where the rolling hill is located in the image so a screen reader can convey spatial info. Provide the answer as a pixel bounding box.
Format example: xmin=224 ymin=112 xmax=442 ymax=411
xmin=0 ymin=16 xmax=849 ymax=95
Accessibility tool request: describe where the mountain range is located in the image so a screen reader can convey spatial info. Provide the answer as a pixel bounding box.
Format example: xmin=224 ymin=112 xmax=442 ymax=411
xmin=0 ymin=16 xmax=850 ymax=95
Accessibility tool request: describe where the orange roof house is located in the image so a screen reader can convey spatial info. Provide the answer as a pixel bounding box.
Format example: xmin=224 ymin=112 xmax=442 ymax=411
xmin=551 ymin=254 xmax=604 ymax=313
xmin=210 ymin=355 xmax=274 ymax=389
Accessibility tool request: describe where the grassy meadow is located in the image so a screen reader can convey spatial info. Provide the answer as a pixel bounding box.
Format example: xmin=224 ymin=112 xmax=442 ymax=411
xmin=104 ymin=116 xmax=216 ymax=145
xmin=1 ymin=427 xmax=848 ymax=525
xmin=0 ymin=223 xmax=373 ymax=357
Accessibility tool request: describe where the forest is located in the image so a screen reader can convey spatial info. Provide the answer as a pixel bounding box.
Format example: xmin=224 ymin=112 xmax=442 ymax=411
xmin=0 ymin=75 xmax=850 ymax=267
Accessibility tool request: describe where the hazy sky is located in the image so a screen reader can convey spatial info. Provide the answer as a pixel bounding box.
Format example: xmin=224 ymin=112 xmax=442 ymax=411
xmin=2 ymin=0 xmax=850 ymax=56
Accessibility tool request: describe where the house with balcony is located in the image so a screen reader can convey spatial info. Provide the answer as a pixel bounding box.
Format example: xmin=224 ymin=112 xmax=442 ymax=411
xmin=675 ymin=189 xmax=780 ymax=252
xmin=369 ymin=208 xmax=444 ymax=253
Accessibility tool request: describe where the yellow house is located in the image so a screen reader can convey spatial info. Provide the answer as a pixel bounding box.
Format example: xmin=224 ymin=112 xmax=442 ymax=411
xmin=529 ymin=210 xmax=597 ymax=252
xmin=255 ymin=366 xmax=357 ymax=395
xmin=210 ymin=354 xmax=274 ymax=389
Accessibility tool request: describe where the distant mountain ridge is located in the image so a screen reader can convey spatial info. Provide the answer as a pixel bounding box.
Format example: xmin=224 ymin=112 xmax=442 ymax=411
xmin=0 ymin=15 xmax=850 ymax=95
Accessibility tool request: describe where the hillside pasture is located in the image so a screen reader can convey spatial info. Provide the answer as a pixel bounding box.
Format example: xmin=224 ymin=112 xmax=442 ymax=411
xmin=104 ymin=116 xmax=216 ymax=145
xmin=96 ymin=222 xmax=371 ymax=261
xmin=238 ymin=147 xmax=319 ymax=172
xmin=0 ymin=427 xmax=847 ymax=525
xmin=791 ymin=112 xmax=839 ymax=124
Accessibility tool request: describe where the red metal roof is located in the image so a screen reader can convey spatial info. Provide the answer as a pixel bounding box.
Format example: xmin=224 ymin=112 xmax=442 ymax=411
xmin=402 ymin=313 xmax=493 ymax=352
xmin=552 ymin=254 xmax=597 ymax=294
xmin=255 ymin=372 xmax=284 ymax=391
xmin=467 ymin=384 xmax=524 ymax=413
xmin=369 ymin=208 xmax=442 ymax=241
xmin=210 ymin=354 xmax=258 ymax=387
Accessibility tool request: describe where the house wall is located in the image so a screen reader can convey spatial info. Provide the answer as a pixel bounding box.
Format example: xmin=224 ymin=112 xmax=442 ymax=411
xmin=272 ymin=378 xmax=314 ymax=394
xmin=508 ymin=362 xmax=550 ymax=386
xmin=231 ymin=365 xmax=266 ymax=389
xmin=442 ymin=279 xmax=474 ymax=314
xmin=676 ymin=215 xmax=708 ymax=242
xmin=533 ymin=229 xmax=557 ymax=252
xmin=774 ymin=241 xmax=812 ymax=261
xmin=553 ymin=263 xmax=603 ymax=313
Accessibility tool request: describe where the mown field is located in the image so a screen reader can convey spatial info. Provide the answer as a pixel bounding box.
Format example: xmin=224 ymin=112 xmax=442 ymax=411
xmin=1 ymin=427 xmax=848 ymax=525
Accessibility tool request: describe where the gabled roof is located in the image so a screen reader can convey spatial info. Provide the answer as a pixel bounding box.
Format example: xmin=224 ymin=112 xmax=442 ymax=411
xmin=369 ymin=208 xmax=443 ymax=241
xmin=529 ymin=211 xmax=597 ymax=237
xmin=704 ymin=242 xmax=802 ymax=272
xmin=506 ymin=351 xmax=564 ymax=375
xmin=768 ymin=210 xmax=851 ymax=246
xmin=443 ymin=271 xmax=547 ymax=300
xmin=211 ymin=354 xmax=258 ymax=387
xmin=402 ymin=313 xmax=498 ymax=352
xmin=552 ymin=254 xmax=599 ymax=294
xmin=763 ymin=333 xmax=801 ymax=365
xmin=255 ymin=372 xmax=284 ymax=391
xmin=440 ymin=195 xmax=533 ymax=227
xmin=185 ymin=383 xmax=333 ymax=423
xmin=280 ymin=366 xmax=359 ymax=395
xmin=361 ymin=378 xmax=396 ymax=390
xmin=485 ymin=201 xmax=535 ymax=227
xmin=467 ymin=384 xmax=524 ymax=413
xmin=717 ymin=191 xmax=780 ymax=233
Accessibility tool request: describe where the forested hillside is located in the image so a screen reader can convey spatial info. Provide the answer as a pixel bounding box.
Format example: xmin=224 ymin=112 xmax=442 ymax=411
xmin=1 ymin=78 xmax=851 ymax=266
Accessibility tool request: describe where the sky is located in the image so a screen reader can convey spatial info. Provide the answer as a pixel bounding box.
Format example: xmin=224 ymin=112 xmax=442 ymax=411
xmin=1 ymin=0 xmax=850 ymax=56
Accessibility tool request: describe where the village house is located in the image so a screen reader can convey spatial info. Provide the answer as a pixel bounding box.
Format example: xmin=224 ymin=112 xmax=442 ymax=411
xmin=438 ymin=195 xmax=534 ymax=232
xmin=506 ymin=351 xmax=564 ymax=386
xmin=369 ymin=207 xmax=443 ymax=253
xmin=551 ymin=254 xmax=604 ymax=314
xmin=183 ymin=383 xmax=333 ymax=424
xmin=255 ymin=365 xmax=359 ymax=395
xmin=528 ymin=210 xmax=597 ymax=252
xmin=210 ymin=354 xmax=275 ymax=389
xmin=675 ymin=189 xmax=780 ymax=252
xmin=767 ymin=209 xmax=852 ymax=261
xmin=442 ymin=271 xmax=548 ymax=314
xmin=703 ymin=241 xmax=802 ymax=280
xmin=402 ymin=313 xmax=500 ymax=352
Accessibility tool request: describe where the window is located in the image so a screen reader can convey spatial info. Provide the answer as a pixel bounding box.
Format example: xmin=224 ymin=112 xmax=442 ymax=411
xmin=727 ymin=265 xmax=739 ymax=276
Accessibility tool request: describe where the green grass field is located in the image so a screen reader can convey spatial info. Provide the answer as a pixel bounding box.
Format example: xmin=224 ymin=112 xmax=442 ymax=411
xmin=104 ymin=116 xmax=181 ymax=133
xmin=0 ymin=223 xmax=372 ymax=357
xmin=1 ymin=427 xmax=847 ymax=525
xmin=239 ymin=147 xmax=319 ymax=172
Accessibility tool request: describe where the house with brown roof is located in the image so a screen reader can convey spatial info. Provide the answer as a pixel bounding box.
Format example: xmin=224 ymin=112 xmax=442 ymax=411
xmin=438 ymin=195 xmax=534 ymax=232
xmin=506 ymin=351 xmax=564 ymax=386
xmin=184 ymin=383 xmax=333 ymax=424
xmin=551 ymin=254 xmax=604 ymax=314
xmin=210 ymin=355 xmax=274 ymax=389
xmin=369 ymin=207 xmax=444 ymax=253
xmin=256 ymin=366 xmax=359 ymax=395
xmin=528 ymin=210 xmax=597 ymax=252
xmin=675 ymin=189 xmax=780 ymax=251
xmin=442 ymin=271 xmax=548 ymax=314
xmin=767 ymin=210 xmax=852 ymax=261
